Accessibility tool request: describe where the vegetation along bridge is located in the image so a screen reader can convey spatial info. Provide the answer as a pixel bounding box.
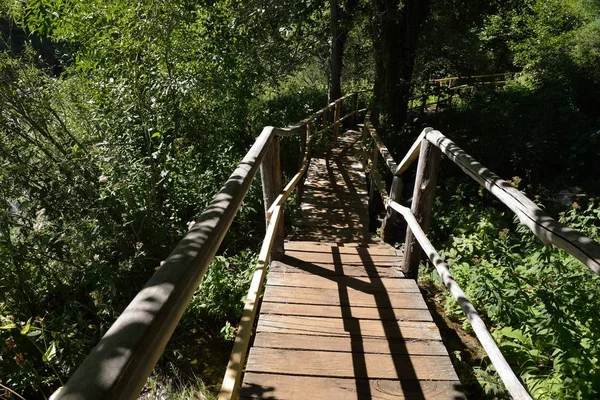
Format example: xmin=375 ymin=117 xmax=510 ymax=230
xmin=52 ymin=91 xmax=600 ymax=400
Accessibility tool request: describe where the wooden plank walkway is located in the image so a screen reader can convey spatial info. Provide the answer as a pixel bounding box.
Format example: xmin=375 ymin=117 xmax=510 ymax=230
xmin=240 ymin=131 xmax=464 ymax=399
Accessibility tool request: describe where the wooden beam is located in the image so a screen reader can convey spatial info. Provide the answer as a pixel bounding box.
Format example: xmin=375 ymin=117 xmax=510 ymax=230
xmin=395 ymin=128 xmax=432 ymax=176
xmin=297 ymin=124 xmax=308 ymax=204
xmin=402 ymin=138 xmax=441 ymax=278
xmin=333 ymin=99 xmax=342 ymax=140
xmin=273 ymin=124 xmax=304 ymax=137
xmin=54 ymin=127 xmax=277 ymax=400
xmin=218 ymin=206 xmax=283 ymax=400
xmin=260 ymin=137 xmax=285 ymax=260
xmin=389 ymin=201 xmax=532 ymax=400
xmin=425 ymin=130 xmax=600 ymax=276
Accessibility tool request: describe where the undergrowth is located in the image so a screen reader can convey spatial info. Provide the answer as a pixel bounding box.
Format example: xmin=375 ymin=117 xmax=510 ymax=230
xmin=421 ymin=178 xmax=600 ymax=399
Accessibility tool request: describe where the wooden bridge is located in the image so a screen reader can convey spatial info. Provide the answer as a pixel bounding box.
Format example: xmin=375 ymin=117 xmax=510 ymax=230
xmin=238 ymin=130 xmax=462 ymax=399
xmin=52 ymin=91 xmax=600 ymax=400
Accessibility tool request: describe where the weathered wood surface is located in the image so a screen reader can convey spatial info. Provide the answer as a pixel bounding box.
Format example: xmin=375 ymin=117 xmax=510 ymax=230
xmin=241 ymin=374 xmax=464 ymax=400
xmin=246 ymin=348 xmax=457 ymax=380
xmin=291 ymin=130 xmax=372 ymax=242
xmin=270 ymin=258 xmax=402 ymax=278
xmin=402 ymin=138 xmax=441 ymax=278
xmin=239 ymin=129 xmax=462 ymax=399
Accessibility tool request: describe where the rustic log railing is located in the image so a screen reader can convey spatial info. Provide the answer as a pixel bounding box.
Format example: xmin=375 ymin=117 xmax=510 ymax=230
xmin=51 ymin=92 xmax=366 ymax=400
xmin=361 ymin=111 xmax=600 ymax=399
xmin=407 ymin=72 xmax=514 ymax=113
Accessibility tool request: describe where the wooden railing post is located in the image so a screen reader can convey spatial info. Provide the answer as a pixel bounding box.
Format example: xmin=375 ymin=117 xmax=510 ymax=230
xmin=351 ymin=92 xmax=358 ymax=126
xmin=420 ymin=94 xmax=427 ymax=114
xmin=381 ymin=175 xmax=403 ymax=242
xmin=260 ymin=136 xmax=285 ymax=260
xmin=402 ymin=138 xmax=441 ymax=278
xmin=297 ymin=124 xmax=308 ymax=204
xmin=322 ymin=108 xmax=328 ymax=133
xmin=333 ymin=99 xmax=342 ymax=140
xmin=368 ymin=144 xmax=379 ymax=229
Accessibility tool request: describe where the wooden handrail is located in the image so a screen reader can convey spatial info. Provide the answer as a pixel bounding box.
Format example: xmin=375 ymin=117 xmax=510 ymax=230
xmin=432 ymin=72 xmax=512 ymax=84
xmin=54 ymin=126 xmax=277 ymax=400
xmin=394 ymin=128 xmax=429 ymax=176
xmin=300 ymin=89 xmax=370 ymax=125
xmin=388 ymin=128 xmax=600 ymax=276
xmin=363 ymin=112 xmax=398 ymax=174
xmin=425 ymin=131 xmax=600 ymax=276
xmin=363 ymin=120 xmax=600 ymax=398
xmin=389 ymin=201 xmax=532 ymax=400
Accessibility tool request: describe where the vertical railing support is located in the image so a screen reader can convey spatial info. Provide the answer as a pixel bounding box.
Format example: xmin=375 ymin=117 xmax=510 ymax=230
xmin=368 ymin=144 xmax=379 ymax=229
xmin=322 ymin=108 xmax=328 ymax=133
xmin=297 ymin=124 xmax=308 ymax=204
xmin=402 ymin=137 xmax=441 ymax=278
xmin=420 ymin=94 xmax=427 ymax=114
xmin=333 ymin=99 xmax=342 ymax=140
xmin=260 ymin=136 xmax=285 ymax=260
xmin=351 ymin=92 xmax=358 ymax=126
xmin=382 ymin=175 xmax=404 ymax=242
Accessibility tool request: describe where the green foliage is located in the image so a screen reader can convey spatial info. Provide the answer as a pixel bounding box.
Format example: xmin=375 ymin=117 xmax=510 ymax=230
xmin=1 ymin=0 xmax=329 ymax=396
xmin=426 ymin=179 xmax=600 ymax=398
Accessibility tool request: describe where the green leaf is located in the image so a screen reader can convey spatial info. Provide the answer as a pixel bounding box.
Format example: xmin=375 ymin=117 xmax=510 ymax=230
xmin=0 ymin=322 xmax=16 ymax=330
xmin=496 ymin=327 xmax=526 ymax=343
xmin=20 ymin=318 xmax=32 ymax=335
xmin=43 ymin=341 xmax=57 ymax=363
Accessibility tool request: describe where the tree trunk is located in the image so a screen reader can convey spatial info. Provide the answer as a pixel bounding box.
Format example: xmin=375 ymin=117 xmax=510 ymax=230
xmin=329 ymin=0 xmax=358 ymax=103
xmin=370 ymin=0 xmax=430 ymax=131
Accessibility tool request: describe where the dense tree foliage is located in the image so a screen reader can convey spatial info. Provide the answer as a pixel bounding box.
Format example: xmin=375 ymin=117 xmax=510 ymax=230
xmin=0 ymin=0 xmax=599 ymax=398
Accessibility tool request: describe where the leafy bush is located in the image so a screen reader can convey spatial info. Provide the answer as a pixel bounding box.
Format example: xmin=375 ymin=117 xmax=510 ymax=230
xmin=424 ymin=179 xmax=600 ymax=398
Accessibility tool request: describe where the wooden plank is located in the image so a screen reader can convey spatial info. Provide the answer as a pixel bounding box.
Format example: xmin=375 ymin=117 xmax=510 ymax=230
xmin=294 ymin=219 xmax=367 ymax=230
xmin=286 ymin=239 xmax=384 ymax=249
xmin=253 ymin=332 xmax=445 ymax=354
xmin=256 ymin=315 xmax=439 ymax=340
xmin=300 ymin=202 xmax=367 ymax=212
xmin=262 ymin=286 xmax=427 ymax=309
xmin=291 ymin=233 xmax=373 ymax=243
xmin=245 ymin=348 xmax=457 ymax=380
xmin=266 ymin=273 xmax=418 ymax=292
xmin=302 ymin=185 xmax=368 ymax=195
xmin=270 ymin=260 xmax=402 ymax=278
xmin=241 ymin=374 xmax=464 ymax=400
xmin=292 ymin=228 xmax=371 ymax=238
xmin=284 ymin=242 xmax=396 ymax=255
xmin=259 ymin=302 xmax=432 ymax=321
xmin=283 ymin=251 xmax=400 ymax=265
xmin=297 ymin=215 xmax=370 ymax=225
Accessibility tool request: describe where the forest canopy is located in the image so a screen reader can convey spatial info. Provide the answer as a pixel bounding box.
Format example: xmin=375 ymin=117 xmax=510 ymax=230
xmin=1 ymin=0 xmax=599 ymax=398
